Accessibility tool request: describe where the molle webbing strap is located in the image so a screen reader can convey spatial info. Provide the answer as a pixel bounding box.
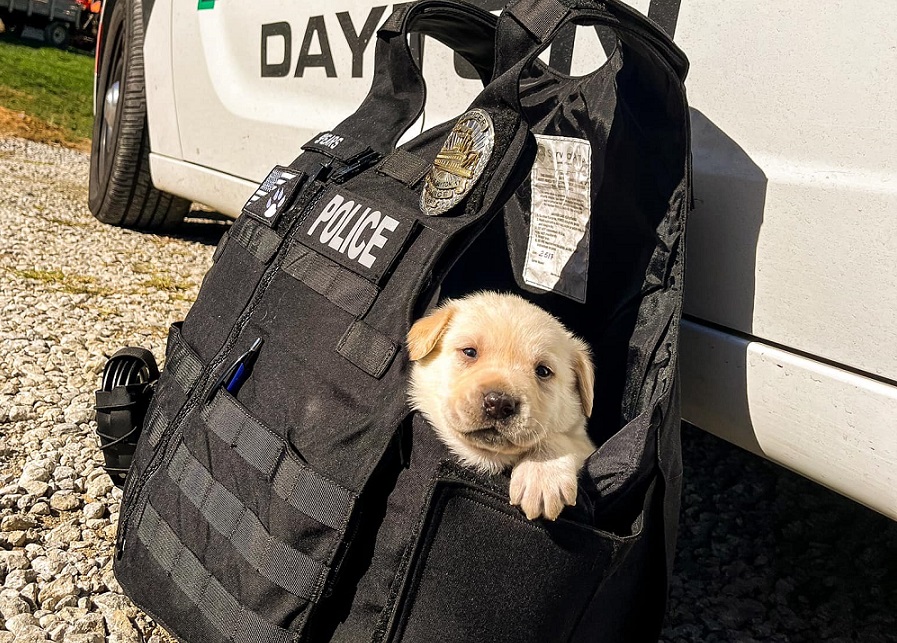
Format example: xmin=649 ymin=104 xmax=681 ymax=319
xmin=337 ymin=319 xmax=398 ymax=379
xmin=301 ymin=131 xmax=371 ymax=164
xmin=282 ymin=243 xmax=379 ymax=318
xmin=202 ymin=392 xmax=356 ymax=532
xmin=137 ymin=505 xmax=295 ymax=643
xmin=145 ymin=325 xmax=203 ymax=447
xmin=377 ymin=2 xmax=410 ymax=35
xmin=376 ymin=150 xmax=430 ymax=187
xmin=507 ymin=0 xmax=569 ymax=42
xmin=143 ymin=404 xmax=168 ymax=447
xmin=229 ymin=216 xmax=281 ymax=264
xmin=167 ymin=444 xmax=327 ymax=601
xmin=163 ymin=326 xmax=203 ymax=394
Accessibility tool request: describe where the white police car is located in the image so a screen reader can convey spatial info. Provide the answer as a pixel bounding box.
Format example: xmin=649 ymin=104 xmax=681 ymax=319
xmin=89 ymin=0 xmax=897 ymax=520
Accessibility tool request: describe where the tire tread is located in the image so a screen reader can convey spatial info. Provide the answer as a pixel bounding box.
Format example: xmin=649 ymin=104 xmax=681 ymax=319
xmin=89 ymin=0 xmax=189 ymax=231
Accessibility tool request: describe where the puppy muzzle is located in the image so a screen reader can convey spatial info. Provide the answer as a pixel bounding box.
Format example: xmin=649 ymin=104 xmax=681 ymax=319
xmin=454 ymin=391 xmax=537 ymax=452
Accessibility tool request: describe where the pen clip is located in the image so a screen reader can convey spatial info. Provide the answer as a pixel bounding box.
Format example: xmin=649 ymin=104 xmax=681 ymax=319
xmin=206 ymin=338 xmax=264 ymax=403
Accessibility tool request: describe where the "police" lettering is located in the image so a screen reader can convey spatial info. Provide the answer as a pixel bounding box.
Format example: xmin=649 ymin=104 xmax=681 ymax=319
xmin=307 ymin=194 xmax=399 ymax=269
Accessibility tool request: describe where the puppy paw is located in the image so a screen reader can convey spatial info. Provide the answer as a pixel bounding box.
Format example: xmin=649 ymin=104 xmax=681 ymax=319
xmin=509 ymin=458 xmax=579 ymax=521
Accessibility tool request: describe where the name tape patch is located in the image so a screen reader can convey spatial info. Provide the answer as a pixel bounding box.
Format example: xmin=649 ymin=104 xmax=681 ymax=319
xmin=301 ymin=131 xmax=368 ymax=163
xmin=298 ymin=188 xmax=415 ymax=283
xmin=242 ymin=165 xmax=305 ymax=228
xmin=313 ymin=132 xmax=344 ymax=150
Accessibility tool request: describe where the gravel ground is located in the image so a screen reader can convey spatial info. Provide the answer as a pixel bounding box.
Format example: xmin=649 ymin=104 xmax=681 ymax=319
xmin=0 ymin=136 xmax=895 ymax=642
xmin=0 ymin=137 xmax=222 ymax=643
xmin=663 ymin=426 xmax=897 ymax=643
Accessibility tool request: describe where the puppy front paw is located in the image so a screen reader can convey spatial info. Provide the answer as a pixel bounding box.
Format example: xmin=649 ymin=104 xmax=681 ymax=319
xmin=509 ymin=458 xmax=579 ymax=521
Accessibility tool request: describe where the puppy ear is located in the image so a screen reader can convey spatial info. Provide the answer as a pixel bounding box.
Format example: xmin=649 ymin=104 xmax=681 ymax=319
xmin=407 ymin=302 xmax=455 ymax=361
xmin=571 ymin=339 xmax=595 ymax=418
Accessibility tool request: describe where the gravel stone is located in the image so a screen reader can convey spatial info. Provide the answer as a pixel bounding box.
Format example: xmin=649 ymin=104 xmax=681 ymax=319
xmin=1 ymin=515 xmax=38 ymax=531
xmin=99 ymin=570 xmax=121 ymax=595
xmin=8 ymin=406 xmax=33 ymax=422
xmin=9 ymin=629 xmax=48 ymax=643
xmin=80 ymin=503 xmax=104 ymax=521
xmin=38 ymin=575 xmax=78 ymax=611
xmin=20 ymin=464 xmax=51 ymax=484
xmin=19 ymin=481 xmax=50 ymax=498
xmin=4 ymin=530 xmax=33 ymax=548
xmin=47 ymin=622 xmax=68 ymax=641
xmin=4 ymin=613 xmax=39 ymax=635
xmin=4 ymin=568 xmax=35 ymax=590
xmin=44 ymin=523 xmax=80 ymax=546
xmin=91 ymin=592 xmax=135 ymax=618
xmin=15 ymin=496 xmax=38 ymax=512
xmin=82 ymin=478 xmax=112 ymax=501
xmin=63 ymin=635 xmax=102 ymax=643
xmin=20 ymin=581 xmax=40 ymax=607
xmin=52 ymin=467 xmax=75 ymax=482
xmin=0 ymin=551 xmax=30 ymax=571
xmin=54 ymin=607 xmax=86 ymax=624
xmin=31 ymin=553 xmax=66 ymax=580
xmin=105 ymin=609 xmax=139 ymax=643
xmin=37 ymin=613 xmax=58 ymax=628
xmin=27 ymin=502 xmax=50 ymax=516
xmin=0 ymin=593 xmax=30 ymax=619
xmin=66 ymin=612 xmax=104 ymax=636
xmin=48 ymin=493 xmax=81 ymax=512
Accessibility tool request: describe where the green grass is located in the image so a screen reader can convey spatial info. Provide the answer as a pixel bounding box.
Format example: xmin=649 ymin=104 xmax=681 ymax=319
xmin=0 ymin=35 xmax=93 ymax=143
xmin=8 ymin=267 xmax=114 ymax=295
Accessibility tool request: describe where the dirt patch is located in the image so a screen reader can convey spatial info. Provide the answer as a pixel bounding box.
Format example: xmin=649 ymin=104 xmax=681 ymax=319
xmin=0 ymin=104 xmax=91 ymax=152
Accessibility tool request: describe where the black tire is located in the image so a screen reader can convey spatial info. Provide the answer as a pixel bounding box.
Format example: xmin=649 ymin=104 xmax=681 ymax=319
xmin=88 ymin=0 xmax=189 ymax=231
xmin=44 ymin=21 xmax=70 ymax=48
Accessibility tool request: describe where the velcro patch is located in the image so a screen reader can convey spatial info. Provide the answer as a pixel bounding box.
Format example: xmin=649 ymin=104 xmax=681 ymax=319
xmin=301 ymin=131 xmax=370 ymax=163
xmin=242 ymin=166 xmax=305 ymax=228
xmin=297 ymin=187 xmax=415 ymax=283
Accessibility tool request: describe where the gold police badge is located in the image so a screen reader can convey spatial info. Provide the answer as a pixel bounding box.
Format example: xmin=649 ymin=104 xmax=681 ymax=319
xmin=421 ymin=108 xmax=495 ymax=216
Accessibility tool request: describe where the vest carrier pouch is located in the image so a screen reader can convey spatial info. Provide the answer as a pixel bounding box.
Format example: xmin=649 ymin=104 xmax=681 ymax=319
xmin=110 ymin=1 xmax=691 ymax=641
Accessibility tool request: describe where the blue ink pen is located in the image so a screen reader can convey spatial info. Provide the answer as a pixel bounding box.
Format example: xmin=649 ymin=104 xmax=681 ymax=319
xmin=206 ymin=337 xmax=263 ymax=402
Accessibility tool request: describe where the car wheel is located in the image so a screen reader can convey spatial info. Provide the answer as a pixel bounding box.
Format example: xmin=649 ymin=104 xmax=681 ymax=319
xmin=88 ymin=0 xmax=189 ymax=230
xmin=44 ymin=21 xmax=70 ymax=48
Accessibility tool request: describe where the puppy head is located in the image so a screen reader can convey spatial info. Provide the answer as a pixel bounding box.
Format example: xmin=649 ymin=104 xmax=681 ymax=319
xmin=407 ymin=292 xmax=594 ymax=472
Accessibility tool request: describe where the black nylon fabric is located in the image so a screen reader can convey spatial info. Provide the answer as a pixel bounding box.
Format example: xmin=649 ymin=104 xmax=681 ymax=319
xmin=112 ymin=1 xmax=691 ymax=641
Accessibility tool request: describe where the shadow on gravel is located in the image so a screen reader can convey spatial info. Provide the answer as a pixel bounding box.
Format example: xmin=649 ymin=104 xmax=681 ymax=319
xmin=662 ymin=426 xmax=897 ymax=643
xmin=155 ymin=216 xmax=231 ymax=247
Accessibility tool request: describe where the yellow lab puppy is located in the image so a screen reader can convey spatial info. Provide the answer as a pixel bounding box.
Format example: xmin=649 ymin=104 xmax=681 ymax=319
xmin=407 ymin=292 xmax=596 ymax=520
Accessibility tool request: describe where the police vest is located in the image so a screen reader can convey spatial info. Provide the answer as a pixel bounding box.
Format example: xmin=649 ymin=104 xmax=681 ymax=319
xmin=102 ymin=1 xmax=691 ymax=640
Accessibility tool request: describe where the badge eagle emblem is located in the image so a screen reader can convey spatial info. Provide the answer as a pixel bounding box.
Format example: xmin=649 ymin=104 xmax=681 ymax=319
xmin=421 ymin=108 xmax=495 ymax=216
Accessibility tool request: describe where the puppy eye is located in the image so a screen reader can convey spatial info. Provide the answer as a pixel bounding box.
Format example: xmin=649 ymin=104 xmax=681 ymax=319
xmin=461 ymin=347 xmax=478 ymax=359
xmin=535 ymin=364 xmax=552 ymax=379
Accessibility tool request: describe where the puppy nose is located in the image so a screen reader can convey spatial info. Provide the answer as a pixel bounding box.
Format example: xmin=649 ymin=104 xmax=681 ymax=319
xmin=483 ymin=391 xmax=519 ymax=419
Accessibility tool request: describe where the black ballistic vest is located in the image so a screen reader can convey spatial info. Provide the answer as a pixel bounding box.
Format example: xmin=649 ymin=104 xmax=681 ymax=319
xmin=110 ymin=1 xmax=691 ymax=640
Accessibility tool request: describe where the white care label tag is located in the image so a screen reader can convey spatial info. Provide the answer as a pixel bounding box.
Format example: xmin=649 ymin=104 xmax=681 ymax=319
xmin=523 ymin=134 xmax=592 ymax=303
